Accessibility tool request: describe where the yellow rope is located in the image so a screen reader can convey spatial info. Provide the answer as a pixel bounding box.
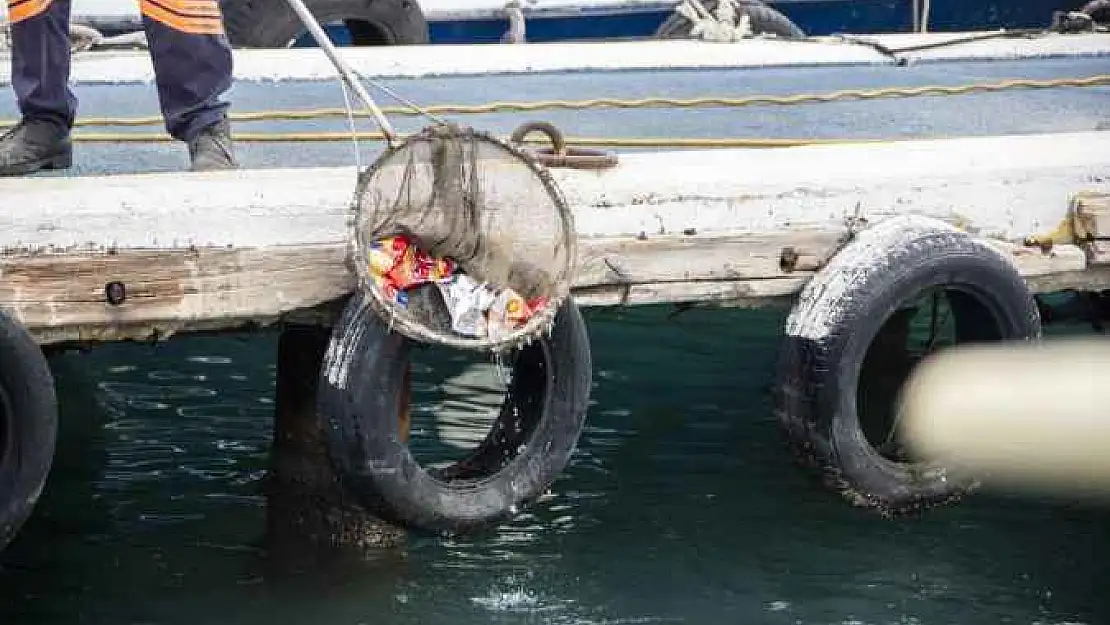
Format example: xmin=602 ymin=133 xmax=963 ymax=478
xmin=4 ymin=74 xmax=1106 ymax=129
xmin=67 ymin=131 xmax=886 ymax=147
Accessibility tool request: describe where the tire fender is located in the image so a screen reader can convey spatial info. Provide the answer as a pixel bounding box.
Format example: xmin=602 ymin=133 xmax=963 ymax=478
xmin=317 ymin=293 xmax=592 ymax=534
xmin=655 ymin=0 xmax=806 ymax=40
xmin=774 ymin=214 xmax=1041 ymax=514
xmin=0 ymin=310 xmax=57 ymax=552
xmin=220 ymin=0 xmax=430 ymax=48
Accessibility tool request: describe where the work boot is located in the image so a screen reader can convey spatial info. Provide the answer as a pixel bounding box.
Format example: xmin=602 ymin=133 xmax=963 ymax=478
xmin=0 ymin=119 xmax=72 ymax=176
xmin=188 ymin=119 xmax=238 ymax=171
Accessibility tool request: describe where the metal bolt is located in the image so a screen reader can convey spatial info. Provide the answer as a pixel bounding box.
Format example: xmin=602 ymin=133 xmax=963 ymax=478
xmin=105 ymin=281 xmax=127 ymax=306
xmin=780 ymin=247 xmax=799 ymax=273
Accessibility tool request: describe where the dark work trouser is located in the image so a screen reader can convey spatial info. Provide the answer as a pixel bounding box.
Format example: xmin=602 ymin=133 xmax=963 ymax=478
xmin=6 ymin=0 xmax=233 ymax=142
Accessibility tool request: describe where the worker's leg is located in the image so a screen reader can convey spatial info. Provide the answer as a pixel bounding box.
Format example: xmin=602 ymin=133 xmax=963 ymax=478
xmin=140 ymin=0 xmax=238 ymax=170
xmin=0 ymin=0 xmax=75 ymax=175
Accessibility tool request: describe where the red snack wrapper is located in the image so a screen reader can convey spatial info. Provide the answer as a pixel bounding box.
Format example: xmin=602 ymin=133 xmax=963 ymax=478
xmin=367 ymin=235 xmax=456 ymax=305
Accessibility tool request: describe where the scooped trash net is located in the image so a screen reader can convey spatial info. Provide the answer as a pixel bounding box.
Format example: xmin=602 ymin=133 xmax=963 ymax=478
xmin=351 ymin=124 xmax=576 ymax=352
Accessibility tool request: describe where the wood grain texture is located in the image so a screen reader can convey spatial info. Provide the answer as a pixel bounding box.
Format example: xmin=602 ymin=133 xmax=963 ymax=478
xmin=1 ymin=133 xmax=1105 ymax=344
xmin=1074 ymin=191 xmax=1110 ymax=265
xmin=0 ymin=230 xmax=1094 ymax=345
xmin=0 ymin=244 xmax=351 ymax=344
xmin=1 ymin=132 xmax=1107 ymax=250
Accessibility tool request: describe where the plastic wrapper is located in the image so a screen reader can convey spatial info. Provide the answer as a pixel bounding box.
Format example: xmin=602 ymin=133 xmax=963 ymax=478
xmin=436 ymin=274 xmax=497 ymax=337
xmin=368 ymin=235 xmax=549 ymax=339
xmin=367 ymin=235 xmax=457 ymax=304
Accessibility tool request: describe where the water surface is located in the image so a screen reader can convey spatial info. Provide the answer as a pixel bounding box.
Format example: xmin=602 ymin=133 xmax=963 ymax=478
xmin=1 ymin=306 xmax=1106 ymax=625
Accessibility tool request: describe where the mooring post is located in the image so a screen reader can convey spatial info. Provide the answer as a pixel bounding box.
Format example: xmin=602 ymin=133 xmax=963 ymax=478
xmin=265 ymin=322 xmax=405 ymax=559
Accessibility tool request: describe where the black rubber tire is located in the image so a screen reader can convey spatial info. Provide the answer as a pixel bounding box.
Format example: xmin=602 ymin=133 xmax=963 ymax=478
xmin=774 ymin=216 xmax=1041 ymax=515
xmin=1080 ymin=0 xmax=1110 ymax=23
xmin=0 ymin=310 xmax=58 ymax=552
xmin=317 ymin=293 xmax=592 ymax=534
xmin=655 ymin=0 xmax=806 ymax=39
xmin=220 ymin=0 xmax=429 ymax=48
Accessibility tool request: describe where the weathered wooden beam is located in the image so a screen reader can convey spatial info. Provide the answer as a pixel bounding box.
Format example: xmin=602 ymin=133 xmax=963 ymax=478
xmin=1073 ymin=191 xmax=1110 ymax=265
xmin=0 ymin=232 xmax=833 ymax=343
xmin=0 ymin=132 xmax=1106 ymax=344
xmin=3 ymin=131 xmax=1107 ymax=249
xmin=2 ymin=234 xmax=1096 ymax=345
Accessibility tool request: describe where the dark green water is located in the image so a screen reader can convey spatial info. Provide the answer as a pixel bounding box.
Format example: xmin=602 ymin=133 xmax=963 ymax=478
xmin=1 ymin=306 xmax=1107 ymax=625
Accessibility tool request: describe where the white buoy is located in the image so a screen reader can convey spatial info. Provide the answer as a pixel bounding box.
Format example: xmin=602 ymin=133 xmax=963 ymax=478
xmin=899 ymin=337 xmax=1110 ymax=498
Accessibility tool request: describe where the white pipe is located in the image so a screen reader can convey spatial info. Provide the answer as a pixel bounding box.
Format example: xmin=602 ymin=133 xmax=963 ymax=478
xmin=281 ymin=0 xmax=399 ymax=145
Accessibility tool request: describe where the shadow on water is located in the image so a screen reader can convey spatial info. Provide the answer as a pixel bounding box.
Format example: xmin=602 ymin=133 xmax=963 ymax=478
xmin=0 ymin=349 xmax=114 ymax=618
xmin=0 ymin=307 xmax=1106 ymax=624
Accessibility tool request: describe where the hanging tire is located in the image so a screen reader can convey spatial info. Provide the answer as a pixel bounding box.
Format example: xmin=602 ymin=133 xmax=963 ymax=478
xmin=774 ymin=215 xmax=1041 ymax=515
xmin=0 ymin=310 xmax=58 ymax=552
xmin=317 ymin=292 xmax=592 ymax=534
xmin=220 ymin=0 xmax=429 ymax=48
xmin=655 ymin=0 xmax=806 ymax=39
xmin=1080 ymin=0 xmax=1110 ymax=24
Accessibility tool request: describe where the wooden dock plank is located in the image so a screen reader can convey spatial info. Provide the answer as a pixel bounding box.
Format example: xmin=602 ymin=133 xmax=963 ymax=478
xmin=0 ymin=131 xmax=1106 ymax=344
xmin=3 ymin=131 xmax=1108 ymax=250
xmin=2 ymin=232 xmax=835 ymax=343
xmin=0 ymin=234 xmax=1093 ymax=345
xmin=0 ymin=245 xmax=349 ymax=343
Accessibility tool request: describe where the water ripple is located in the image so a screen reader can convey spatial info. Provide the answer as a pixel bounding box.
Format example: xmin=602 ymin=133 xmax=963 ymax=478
xmin=1 ymin=310 xmax=1106 ymax=625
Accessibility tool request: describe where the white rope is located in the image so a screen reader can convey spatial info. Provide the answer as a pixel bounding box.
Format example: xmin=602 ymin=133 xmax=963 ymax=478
xmin=0 ymin=20 xmax=146 ymax=53
xmin=69 ymin=23 xmax=103 ymax=51
xmin=714 ymin=0 xmax=736 ymax=26
xmin=501 ymin=0 xmax=527 ymax=43
xmin=720 ymin=0 xmax=753 ymax=39
xmin=337 ymin=78 xmax=362 ymax=170
xmin=66 ymin=23 xmax=148 ymax=52
xmin=674 ymin=0 xmax=752 ymax=42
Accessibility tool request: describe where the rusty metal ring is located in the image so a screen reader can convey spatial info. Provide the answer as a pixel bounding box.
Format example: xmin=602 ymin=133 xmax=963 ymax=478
xmin=509 ymin=120 xmax=619 ymax=171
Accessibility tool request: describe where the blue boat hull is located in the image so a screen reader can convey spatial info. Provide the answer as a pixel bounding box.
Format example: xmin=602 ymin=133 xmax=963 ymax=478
xmin=293 ymin=0 xmax=1080 ymax=46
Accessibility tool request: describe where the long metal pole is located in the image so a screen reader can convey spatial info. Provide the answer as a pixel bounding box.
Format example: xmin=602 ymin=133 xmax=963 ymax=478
xmin=282 ymin=0 xmax=399 ymax=146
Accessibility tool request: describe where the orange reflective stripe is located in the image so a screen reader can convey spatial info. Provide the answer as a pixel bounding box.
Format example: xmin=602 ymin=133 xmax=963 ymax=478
xmin=139 ymin=0 xmax=225 ymax=34
xmin=144 ymin=0 xmax=223 ymax=16
xmin=6 ymin=0 xmax=52 ymax=23
xmin=176 ymin=0 xmax=223 ymax=16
